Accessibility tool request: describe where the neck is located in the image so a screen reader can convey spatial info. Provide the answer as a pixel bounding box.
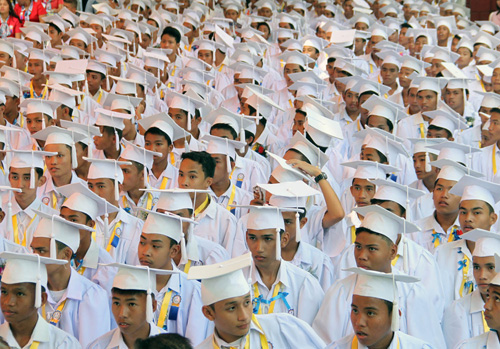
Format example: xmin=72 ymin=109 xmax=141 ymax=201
xmin=190 ymin=128 xmax=200 ymax=140
xmin=280 ymin=240 xmax=299 ymax=261
xmin=254 ymin=122 xmax=265 ymax=140
xmin=16 ymin=194 xmax=36 ymax=211
xmin=156 ymin=273 xmax=172 ymax=292
xmin=52 ymin=171 xmax=72 ymax=187
xmin=194 ymin=193 xmax=209 ymax=211
xmin=1 ymin=13 xmax=8 ymax=20
xmin=104 ymin=210 xmax=119 ymax=223
xmin=32 ymin=76 xmax=45 ymax=89
xmin=9 ymin=313 xmax=38 ymax=348
xmin=152 ymin=159 xmax=168 ymax=178
xmin=75 ymin=234 xmax=91 ymax=262
xmin=215 ymin=327 xmax=247 ymax=345
xmin=47 ymin=265 xmax=71 ymax=291
xmin=369 ymin=331 xmax=395 ymax=349
xmin=122 ymin=323 xmax=151 ymax=349
xmin=4 ymin=110 xmax=18 ymax=125
xmin=466 ymin=240 xmax=475 ymax=254
xmin=438 ymin=38 xmax=448 ymax=46
xmin=211 ymin=177 xmax=231 ymax=197
xmin=255 ymin=259 xmax=280 ymax=290
xmin=104 ymin=145 xmax=121 ymax=160
xmin=90 ymin=86 xmax=100 ymax=96
xmin=346 ymin=109 xmax=359 ymax=120
xmin=128 ymin=186 xmax=146 ymax=205
xmin=387 ymin=81 xmax=398 ymax=94
xmin=454 ymin=104 xmax=465 ymax=116
xmin=434 ymin=210 xmax=458 ymax=233
xmin=75 ymin=162 xmax=90 ymax=181
xmin=422 ymin=175 xmax=436 ymax=192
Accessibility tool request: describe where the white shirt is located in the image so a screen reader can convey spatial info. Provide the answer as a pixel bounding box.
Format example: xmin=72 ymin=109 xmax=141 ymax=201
xmin=243 ymin=149 xmax=271 ymax=181
xmin=119 ymin=189 xmax=160 ymax=220
xmin=176 ymin=234 xmax=230 ymax=272
xmin=37 ymin=171 xmax=86 ymax=211
xmin=40 ymin=268 xmax=111 ymax=348
xmin=328 ymin=331 xmax=432 ymax=349
xmin=196 ymin=313 xmax=325 ymax=349
xmin=171 ymin=136 xmax=205 ymax=168
xmin=443 ymin=289 xmax=488 ymax=348
xmin=312 ymin=268 xmax=446 ymax=348
xmin=209 ymin=182 xmax=252 ymax=220
xmin=457 ymin=331 xmax=500 ymax=349
xmin=474 ymin=144 xmax=500 ymax=184
xmin=88 ymin=323 xmax=165 ymax=349
xmin=147 ymin=163 xmax=178 ymax=190
xmin=229 ymin=155 xmax=267 ymax=194
xmin=0 ymin=314 xmax=81 ymax=349
xmin=94 ymin=209 xmax=143 ymax=265
xmin=409 ymin=213 xmax=461 ymax=254
xmin=193 ymin=196 xmax=237 ymax=253
xmin=153 ymin=268 xmax=209 ymax=346
xmin=249 ymin=259 xmax=324 ymax=325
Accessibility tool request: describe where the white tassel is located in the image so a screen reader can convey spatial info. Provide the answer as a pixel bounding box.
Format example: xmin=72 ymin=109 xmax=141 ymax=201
xmin=187 ymin=113 xmax=191 ymax=132
xmin=6 ymin=194 xmax=12 ymax=241
xmin=184 ymin=137 xmax=190 ymax=152
xmin=403 ymin=237 xmax=408 ymax=274
xmin=50 ymin=217 xmax=56 ymax=259
xmin=295 ymin=211 xmax=301 ymax=242
xmin=71 ymin=141 xmax=78 ymax=169
xmin=143 ymin=148 xmax=148 ymax=188
xmin=226 ymin=154 xmax=231 ymax=174
xmin=180 ymin=232 xmax=187 ymax=265
xmin=275 ymin=227 xmax=281 ymax=261
xmin=424 ymin=152 xmax=431 ymax=172
xmin=30 ymin=166 xmax=35 ymax=189
xmin=35 ymin=255 xmax=42 ymax=308
xmin=146 ymin=288 xmax=153 ymax=323
xmin=114 ymin=174 xmax=120 ymax=202
xmin=239 ymin=126 xmax=246 ymax=152
xmin=115 ymin=129 xmax=120 ymax=151
xmin=391 ymin=299 xmax=399 ymax=331
xmin=103 ymin=212 xmax=109 ymax=248
xmin=42 ymin=115 xmax=46 ymax=129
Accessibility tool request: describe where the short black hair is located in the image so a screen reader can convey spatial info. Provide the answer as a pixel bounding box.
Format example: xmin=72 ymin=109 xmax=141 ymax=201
xmin=63 ymin=0 xmax=77 ymax=8
xmin=491 ymin=107 xmax=500 ymax=115
xmin=134 ymin=334 xmax=193 ymax=349
xmin=428 ymin=124 xmax=452 ymax=139
xmin=111 ymin=288 xmax=148 ymax=297
xmin=305 ymin=132 xmax=327 ymax=153
xmin=359 ymin=90 xmax=378 ymax=100
xmin=161 ymin=27 xmax=181 ymax=44
xmin=296 ymin=109 xmax=306 ymax=118
xmin=129 ymin=159 xmax=145 ymax=173
xmin=286 ymin=148 xmax=310 ymax=164
xmin=370 ymin=199 xmax=406 ymax=217
xmin=210 ymin=124 xmax=237 ymax=140
xmin=181 ymin=151 xmax=215 ymax=178
xmin=401 ymin=22 xmax=412 ymax=30
xmin=244 ymin=130 xmax=255 ymax=145
xmin=384 ymin=300 xmax=393 ymax=314
xmin=355 ymin=227 xmax=394 ymax=246
xmin=327 ymin=57 xmax=336 ymax=64
xmin=49 ymin=23 xmax=62 ymax=34
xmin=102 ymin=126 xmax=123 ymax=141
xmin=257 ymin=21 xmax=272 ymax=32
xmin=144 ymin=127 xmax=173 ymax=146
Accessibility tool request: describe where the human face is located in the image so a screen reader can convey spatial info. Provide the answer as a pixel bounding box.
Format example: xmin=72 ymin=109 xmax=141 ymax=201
xmin=414 ymin=36 xmax=428 ymax=54
xmin=427 ymin=127 xmax=451 ymax=140
xmin=197 ymin=49 xmax=213 ymax=66
xmin=27 ymin=59 xmax=44 ymax=79
xmin=431 ymin=59 xmax=444 ymax=77
xmin=120 ymin=161 xmax=143 ymax=192
xmin=433 ymin=179 xmax=461 ymax=216
xmin=355 ymin=22 xmax=369 ymax=31
xmin=459 ymin=200 xmax=497 ymax=233
xmin=246 ymin=228 xmax=281 ymax=268
xmin=377 ymin=200 xmax=404 ymax=217
xmin=1 ymin=282 xmax=38 ymax=325
xmin=25 ymin=113 xmax=49 ymax=135
xmin=351 ymin=295 xmax=393 ymax=347
xmin=48 ymin=25 xmax=63 ymax=46
xmin=360 ymin=147 xmax=385 ymax=163
xmin=342 ymin=0 xmax=353 ymax=18
xmin=138 ymin=233 xmax=177 ymax=270
xmin=203 ymin=294 xmax=253 ymax=344
xmin=168 ymin=108 xmax=190 ymax=130
xmin=284 ymin=63 xmax=302 ymax=87
xmin=484 ymin=285 xmax=500 ymax=331
xmin=350 ymin=178 xmax=376 ymax=207
xmin=303 ymin=46 xmax=319 ymax=61
xmin=211 ymin=127 xmax=235 ymax=140
xmin=380 ymin=64 xmax=398 ymax=87
xmin=87 ymin=72 xmax=103 ymax=95
xmin=257 ymin=24 xmax=270 ymax=40
xmin=437 ymin=25 xmax=450 ymax=43
xmin=211 ymin=154 xmax=230 ymax=186
xmin=224 ymin=9 xmax=239 ymax=21
xmin=367 ymin=115 xmax=391 ymax=133
xmin=407 ymin=88 xmax=420 ymax=113
xmin=0 ymin=50 xmax=11 ymax=67
xmin=354 ymin=38 xmax=365 ymax=55
xmin=69 ymin=39 xmax=86 ymax=52
xmin=93 ymin=126 xmax=114 ymax=151
xmin=412 ymin=152 xmax=436 ymax=180
xmin=444 ymin=88 xmax=465 ymax=112
xmin=344 ymin=90 xmax=359 ymax=114
xmin=492 ymin=68 xmax=500 ymax=94
xmin=9 ymin=167 xmax=43 ymax=204
xmin=163 ymin=208 xmax=191 ymax=234
xmin=473 ymin=256 xmax=496 ymax=295
xmin=282 ymin=211 xmax=305 ymax=241
xmin=178 ymin=158 xmax=212 ymax=190
xmin=88 ymin=178 xmax=117 ymax=204
xmin=354 ymin=231 xmax=396 ymax=271
xmin=358 ymin=93 xmax=371 ymax=124
xmin=112 ymin=291 xmax=149 ymax=336
xmin=457 ymin=47 xmax=473 ymax=69
xmin=44 ymin=144 xmax=72 ymax=179
xmin=417 ymin=90 xmax=438 ymax=112
xmin=292 ymin=111 xmax=306 ymax=135
xmin=144 ymin=133 xmax=172 ymax=167
xmin=160 ymin=34 xmax=179 ymax=61
xmin=489 ymin=112 xmax=500 ymax=140
xmin=398 ymin=67 xmax=414 ymax=89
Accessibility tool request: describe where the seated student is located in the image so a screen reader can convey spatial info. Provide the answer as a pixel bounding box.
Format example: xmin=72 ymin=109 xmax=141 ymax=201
xmin=151 ymin=188 xmax=230 ymax=271
xmin=436 ymin=176 xmax=500 ymax=308
xmin=20 ymin=99 xmax=60 ymax=138
xmin=0 ymin=150 xmax=58 ymax=247
xmin=443 ymin=229 xmax=500 ymax=348
xmin=118 ymin=141 xmax=161 ymax=220
xmin=425 ymin=108 xmax=467 ymax=141
xmin=457 ymin=259 xmax=500 ymax=348
xmin=138 ymin=113 xmax=189 ymax=188
xmin=0 ymin=252 xmax=81 ymax=348
xmin=24 ymin=48 xmax=51 ymax=98
xmin=243 ymin=205 xmax=324 ymax=325
xmin=45 ymin=16 xmax=67 ymax=48
xmin=66 ymin=27 xmax=96 ymax=54
xmin=33 ymin=126 xmax=87 ymax=210
xmin=138 ymin=210 xmax=209 ymax=346
xmin=313 ymin=205 xmax=446 ymax=348
xmin=30 ymin=212 xmax=111 ymax=348
xmin=328 ymin=268 xmax=432 ymax=348
xmin=93 ymin=107 xmax=132 ymax=160
xmin=85 ymin=157 xmax=143 ymax=265
xmin=57 ymin=182 xmax=118 ymax=294
xmin=203 ymin=134 xmax=252 ymax=220
xmin=88 ymin=264 xmax=170 ymax=348
xmin=257 ymin=181 xmax=335 ymax=292
xmin=408 ymin=138 xmax=441 ymax=193
xmin=178 ymin=151 xmax=237 ymax=253
xmin=188 ymin=253 xmax=325 ymax=348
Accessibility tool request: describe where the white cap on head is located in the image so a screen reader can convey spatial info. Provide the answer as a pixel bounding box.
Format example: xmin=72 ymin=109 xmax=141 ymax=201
xmin=85 ymin=157 xmax=132 ymax=202
xmin=47 ymin=83 xmax=84 ymax=109
xmin=245 ymin=86 xmax=284 ymax=117
xmin=287 ymin=132 xmax=328 ymax=168
xmin=138 ymin=112 xmax=190 ymax=142
xmin=203 ymin=134 xmax=245 ymax=173
xmin=95 ymin=108 xmax=132 ymax=131
xmin=450 ymin=175 xmax=500 ymax=209
xmin=425 ymin=109 xmax=468 ymax=135
xmin=0 ymin=252 xmax=67 ymax=308
xmin=304 ymin=110 xmax=343 ymax=147
xmin=268 ymin=152 xmax=310 ymax=183
xmin=370 ymin=179 xmax=425 ymax=209
xmin=205 ymin=106 xmax=257 ymax=140
xmin=19 ymin=99 xmax=61 ymax=120
xmin=342 ymin=160 xmax=399 ymax=180
xmin=461 ymin=229 xmax=500 ymax=258
xmin=32 ymin=126 xmax=85 ymax=169
xmin=120 ymin=139 xmax=161 ymax=169
xmin=187 ymin=253 xmax=252 ymax=305
xmin=102 ymin=93 xmax=141 ymax=114
xmin=150 ymin=188 xmax=210 ymax=211
xmin=9 ymin=150 xmax=57 ymax=189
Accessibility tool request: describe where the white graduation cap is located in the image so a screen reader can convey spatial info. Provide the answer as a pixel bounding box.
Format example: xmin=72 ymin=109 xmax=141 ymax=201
xmin=259 ymin=181 xmax=320 ymax=242
xmin=430 ymin=46 xmax=459 ymax=63
xmin=424 ymin=109 xmax=468 ymax=135
xmin=359 ymin=129 xmax=409 ymax=165
xmin=138 ymin=112 xmax=190 ymax=144
xmin=85 ymin=157 xmax=132 ymax=202
xmin=362 ymin=95 xmax=407 ymax=125
xmin=165 ymin=90 xmax=205 ymax=132
xmin=94 ymin=108 xmax=132 ymax=151
xmin=0 ymin=39 xmax=14 ymax=57
xmin=205 ymin=107 xmax=257 ymax=142
xmin=57 ymin=45 xmax=87 ymax=60
xmin=413 ymin=76 xmax=447 ymax=95
xmin=287 ymin=131 xmax=329 ymax=168
xmin=66 ymin=27 xmax=97 ymax=47
xmin=202 ymin=134 xmax=245 ymax=173
xmin=401 ymin=55 xmax=431 ymax=75
xmin=434 ymin=163 xmax=481 ymax=182
xmin=59 ymin=7 xmax=79 ymax=27
xmin=478 ymin=92 xmax=500 ymax=109
xmin=60 ymin=119 xmax=100 ymax=162
xmin=149 ymin=188 xmax=210 ymax=212
xmin=102 ymin=93 xmax=141 ymax=114
xmin=376 ymin=50 xmax=402 ymax=69
xmin=33 ymin=210 xmax=93 ymax=258
xmin=86 ymin=59 xmax=107 ymax=77
xmin=350 ymin=79 xmax=391 ymax=97
xmin=0 ymin=65 xmax=33 ymax=85
xmin=371 ymin=178 xmax=425 ymax=211
xmin=460 ymin=229 xmax=500 ymax=258
xmin=245 ymin=86 xmax=284 ymax=119
xmin=475 ymin=32 xmax=500 ymax=50
xmin=346 ymin=267 xmax=419 ymax=331
xmin=429 ymin=140 xmax=481 ymax=173
xmin=342 ymin=160 xmax=399 ymax=180
xmin=187 ymin=253 xmax=252 ymax=305
xmin=19 ymin=99 xmax=60 ymax=122
xmin=32 ymin=126 xmax=85 ymax=169
xmin=105 ymin=263 xmax=179 ymax=323
xmin=47 ymin=83 xmax=84 ymax=110
xmin=8 ymin=150 xmax=57 ymax=189
xmin=44 ymin=14 xmax=70 ymax=33
xmin=94 ymin=49 xmax=122 ymax=68
xmin=121 ymin=140 xmax=161 ymax=187
xmin=21 ymin=27 xmax=51 ymax=44
xmin=277 ymin=50 xmax=315 ymax=68
xmin=450 ymin=175 xmax=500 ymax=209
xmin=408 ymin=137 xmax=443 ymax=171
xmin=126 ymin=65 xmax=158 ymax=91
xmin=268 ymin=152 xmax=310 ymax=183
xmin=0 ymin=252 xmax=67 ymax=308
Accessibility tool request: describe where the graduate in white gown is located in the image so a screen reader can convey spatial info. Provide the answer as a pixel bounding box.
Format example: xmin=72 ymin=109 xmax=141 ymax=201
xmin=0 ymin=252 xmax=81 ymax=349
xmin=327 ymin=268 xmax=432 ymax=349
xmin=188 ymin=253 xmax=326 ymax=349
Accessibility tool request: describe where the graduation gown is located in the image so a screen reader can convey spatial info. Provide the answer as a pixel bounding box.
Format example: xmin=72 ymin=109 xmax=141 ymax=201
xmin=328 ymin=331 xmax=432 ymax=349
xmin=88 ymin=323 xmax=165 ymax=349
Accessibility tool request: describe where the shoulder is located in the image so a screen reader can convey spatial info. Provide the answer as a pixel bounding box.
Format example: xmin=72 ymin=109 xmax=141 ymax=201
xmin=50 ymin=324 xmax=82 ymax=348
xmin=396 ymin=331 xmax=432 ymax=348
xmin=456 ymin=332 xmax=489 ymax=348
xmin=87 ymin=329 xmax=115 ymax=349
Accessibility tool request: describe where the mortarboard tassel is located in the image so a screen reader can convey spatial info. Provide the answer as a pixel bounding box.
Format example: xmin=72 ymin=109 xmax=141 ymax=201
xmin=295 ymin=211 xmax=301 ymax=243
xmin=146 ymin=267 xmax=154 ymax=323
xmin=103 ymin=212 xmax=109 ymax=248
xmin=391 ymin=272 xmax=399 ymax=331
xmin=143 ymin=148 xmax=148 ymax=188
xmin=239 ymin=124 xmax=246 ymax=152
xmin=184 ymin=137 xmax=190 ymax=152
xmin=180 ymin=230 xmax=188 ymax=265
xmin=6 ymin=192 xmax=12 ymax=241
xmin=50 ymin=216 xmax=56 ymax=259
xmin=30 ymin=152 xmax=35 ymax=189
xmin=425 ymin=151 xmax=431 ymax=172
xmin=114 ymin=168 xmax=120 ymax=203
xmin=115 ymin=129 xmax=120 ymax=151
xmin=275 ymin=227 xmax=281 ymax=261
xmin=71 ymin=140 xmax=78 ymax=169
xmin=187 ymin=112 xmax=192 ymax=132
xmin=35 ymin=254 xmax=42 ymax=308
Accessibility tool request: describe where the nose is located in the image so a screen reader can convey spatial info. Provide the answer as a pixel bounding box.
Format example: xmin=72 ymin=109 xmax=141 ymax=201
xmin=357 ymin=247 xmax=368 ymax=261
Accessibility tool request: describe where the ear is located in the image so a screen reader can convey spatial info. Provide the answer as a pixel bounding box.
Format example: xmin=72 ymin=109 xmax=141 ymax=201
xmin=202 ymin=305 xmax=216 ymax=321
xmin=152 ymin=298 xmax=158 ymax=313
xmin=0 ymin=210 xmax=5 ymax=224
xmin=170 ymin=243 xmax=181 ymax=259
xmin=37 ymin=175 xmax=47 ymax=187
xmin=205 ymin=176 xmax=213 ymax=187
xmin=389 ymin=242 xmax=398 ymax=262
xmin=118 ymin=183 xmax=124 ymax=193
xmin=300 ymin=217 xmax=308 ymax=229
xmin=490 ymin=212 xmax=498 ymax=226
xmin=41 ymin=291 xmax=48 ymax=306
xmin=87 ymin=219 xmax=96 ymax=229
xmin=280 ymin=231 xmax=290 ymax=249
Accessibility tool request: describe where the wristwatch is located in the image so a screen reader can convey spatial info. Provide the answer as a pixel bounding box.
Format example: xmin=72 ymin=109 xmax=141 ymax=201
xmin=314 ymin=172 xmax=328 ymax=183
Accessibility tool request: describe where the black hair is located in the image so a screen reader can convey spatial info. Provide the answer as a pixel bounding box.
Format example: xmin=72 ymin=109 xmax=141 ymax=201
xmin=244 ymin=130 xmax=255 ymax=145
xmin=428 ymin=124 xmax=452 ymax=139
xmin=367 ymin=115 xmax=394 ymax=133
xmin=102 ymin=126 xmax=123 ymax=141
xmin=257 ymin=21 xmax=272 ymax=32
xmin=161 ymin=27 xmax=181 ymax=44
xmin=486 ymin=202 xmax=495 ymax=215
xmin=296 ymin=109 xmax=306 ymax=118
xmin=111 ymin=287 xmax=148 ymax=297
xmin=210 ymin=124 xmax=237 ymax=140
xmin=55 ymin=241 xmax=76 ymax=260
xmin=181 ymin=151 xmax=215 ymax=178
xmin=370 ymin=199 xmax=406 ymax=217
xmin=491 ymin=107 xmax=500 ymax=115
xmin=384 ymin=300 xmax=393 ymax=314
xmin=305 ymin=132 xmax=327 ymax=153
xmin=327 ymin=57 xmax=336 ymax=64
xmin=3 ymin=0 xmax=19 ymax=21
xmin=35 ymin=168 xmax=43 ymax=179
xmin=129 ymin=159 xmax=145 ymax=173
xmin=359 ymin=90 xmax=378 ymax=100
xmin=286 ymin=148 xmax=310 ymax=164
xmin=401 ymin=22 xmax=412 ymax=30
xmin=49 ymin=23 xmax=62 ymax=34
xmin=134 ymin=334 xmax=193 ymax=349
xmin=144 ymin=127 xmax=173 ymax=146
xmin=355 ymin=227 xmax=394 ymax=246
xmin=63 ymin=0 xmax=78 ymax=8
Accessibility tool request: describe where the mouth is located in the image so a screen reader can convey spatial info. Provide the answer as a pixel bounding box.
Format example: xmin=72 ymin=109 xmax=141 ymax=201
xmin=463 ymin=225 xmax=474 ymax=232
xmin=254 ymin=255 xmax=265 ymax=262
xmin=236 ymin=323 xmax=250 ymax=330
xmin=118 ymin=322 xmax=130 ymax=329
xmin=356 ymin=331 xmax=368 ymax=340
xmin=438 ymin=201 xmax=448 ymax=207
xmin=139 ymin=259 xmax=153 ymax=266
